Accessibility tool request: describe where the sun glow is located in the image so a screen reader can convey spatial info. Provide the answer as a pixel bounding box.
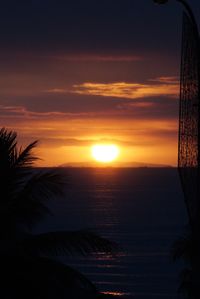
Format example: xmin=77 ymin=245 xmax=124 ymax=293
xmin=91 ymin=144 xmax=120 ymax=163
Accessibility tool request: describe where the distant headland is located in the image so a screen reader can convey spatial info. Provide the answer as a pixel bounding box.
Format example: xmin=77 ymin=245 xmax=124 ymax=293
xmin=58 ymin=161 xmax=173 ymax=168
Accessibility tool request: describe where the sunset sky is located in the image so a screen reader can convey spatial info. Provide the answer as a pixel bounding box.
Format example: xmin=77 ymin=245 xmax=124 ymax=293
xmin=0 ymin=0 xmax=200 ymax=166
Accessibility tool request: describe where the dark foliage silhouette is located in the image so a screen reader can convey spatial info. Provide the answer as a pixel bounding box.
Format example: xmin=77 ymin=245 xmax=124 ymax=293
xmin=0 ymin=127 xmax=116 ymax=298
xmin=172 ymin=226 xmax=200 ymax=299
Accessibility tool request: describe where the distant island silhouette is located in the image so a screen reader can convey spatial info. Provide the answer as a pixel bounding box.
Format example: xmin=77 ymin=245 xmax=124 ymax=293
xmin=59 ymin=161 xmax=173 ymax=168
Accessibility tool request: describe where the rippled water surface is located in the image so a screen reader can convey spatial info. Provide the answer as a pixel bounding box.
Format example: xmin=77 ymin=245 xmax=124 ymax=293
xmin=41 ymin=168 xmax=187 ymax=298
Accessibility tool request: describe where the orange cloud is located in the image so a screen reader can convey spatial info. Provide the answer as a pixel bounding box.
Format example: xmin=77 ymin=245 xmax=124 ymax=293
xmin=149 ymin=76 xmax=179 ymax=84
xmin=0 ymin=105 xmax=99 ymax=120
xmin=69 ymin=79 xmax=179 ymax=99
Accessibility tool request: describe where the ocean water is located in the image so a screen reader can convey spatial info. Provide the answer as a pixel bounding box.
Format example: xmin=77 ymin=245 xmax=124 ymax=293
xmin=39 ymin=167 xmax=188 ymax=299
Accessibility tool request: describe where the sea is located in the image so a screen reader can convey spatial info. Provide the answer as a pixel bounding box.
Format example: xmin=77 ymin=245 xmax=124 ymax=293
xmin=38 ymin=167 xmax=188 ymax=299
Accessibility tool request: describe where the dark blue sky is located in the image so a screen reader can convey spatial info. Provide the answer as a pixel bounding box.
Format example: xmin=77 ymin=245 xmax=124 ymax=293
xmin=0 ymin=0 xmax=199 ymax=54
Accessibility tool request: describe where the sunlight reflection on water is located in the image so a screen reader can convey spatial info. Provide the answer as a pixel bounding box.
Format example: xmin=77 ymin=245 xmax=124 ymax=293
xmin=42 ymin=168 xmax=187 ymax=299
xmin=102 ymin=291 xmax=130 ymax=297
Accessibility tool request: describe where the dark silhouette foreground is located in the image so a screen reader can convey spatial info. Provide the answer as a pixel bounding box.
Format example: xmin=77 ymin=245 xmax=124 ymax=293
xmin=173 ymin=226 xmax=200 ymax=299
xmin=0 ymin=128 xmax=116 ymax=298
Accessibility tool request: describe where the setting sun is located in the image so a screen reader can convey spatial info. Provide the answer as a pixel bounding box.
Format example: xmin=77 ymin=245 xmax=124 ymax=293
xmin=91 ymin=144 xmax=120 ymax=163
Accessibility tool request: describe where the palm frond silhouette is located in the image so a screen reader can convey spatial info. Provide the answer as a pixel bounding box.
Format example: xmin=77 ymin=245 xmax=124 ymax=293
xmin=0 ymin=127 xmax=116 ymax=298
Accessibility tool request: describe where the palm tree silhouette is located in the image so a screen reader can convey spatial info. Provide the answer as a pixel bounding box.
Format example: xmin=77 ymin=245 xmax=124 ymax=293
xmin=0 ymin=127 xmax=116 ymax=298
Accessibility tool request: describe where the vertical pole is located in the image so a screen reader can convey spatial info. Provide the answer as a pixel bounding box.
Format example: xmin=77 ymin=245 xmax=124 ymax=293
xmin=177 ymin=0 xmax=200 ymax=229
xmin=177 ymin=0 xmax=199 ymax=36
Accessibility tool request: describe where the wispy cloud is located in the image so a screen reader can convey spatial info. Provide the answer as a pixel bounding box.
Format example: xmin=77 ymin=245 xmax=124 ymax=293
xmin=0 ymin=105 xmax=92 ymax=119
xmin=45 ymin=88 xmax=68 ymax=94
xmin=52 ymin=54 xmax=142 ymax=62
xmin=149 ymin=76 xmax=179 ymax=84
xmin=0 ymin=104 xmax=132 ymax=120
xmin=47 ymin=77 xmax=179 ymax=100
xmin=38 ymin=137 xmax=144 ymax=147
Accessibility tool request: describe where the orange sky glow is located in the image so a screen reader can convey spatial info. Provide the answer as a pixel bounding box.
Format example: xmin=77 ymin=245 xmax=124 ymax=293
xmin=2 ymin=0 xmax=200 ymax=167
xmin=0 ymin=52 xmax=180 ymax=167
xmin=1 ymin=113 xmax=179 ymax=167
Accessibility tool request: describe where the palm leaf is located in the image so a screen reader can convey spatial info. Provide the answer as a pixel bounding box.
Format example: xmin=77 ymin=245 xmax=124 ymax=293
xmin=0 ymin=128 xmax=17 ymax=170
xmin=0 ymin=128 xmax=17 ymax=153
xmin=0 ymin=171 xmax=66 ymax=230
xmin=18 ymin=170 xmax=67 ymax=200
xmin=0 ymin=127 xmax=117 ymax=298
xmin=0 ymin=198 xmax=50 ymax=237
xmin=14 ymin=140 xmax=39 ymax=169
xmin=11 ymin=198 xmax=51 ymax=228
xmin=0 ymin=129 xmax=39 ymax=204
xmin=0 ymin=173 xmax=60 ymax=229
xmin=22 ymin=230 xmax=117 ymax=256
xmin=0 ymin=255 xmax=98 ymax=298
xmin=9 ymin=170 xmax=67 ymax=228
xmin=10 ymin=141 xmax=39 ymax=188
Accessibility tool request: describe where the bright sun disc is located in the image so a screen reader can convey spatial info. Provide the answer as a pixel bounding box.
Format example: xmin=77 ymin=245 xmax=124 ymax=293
xmin=91 ymin=144 xmax=119 ymax=163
